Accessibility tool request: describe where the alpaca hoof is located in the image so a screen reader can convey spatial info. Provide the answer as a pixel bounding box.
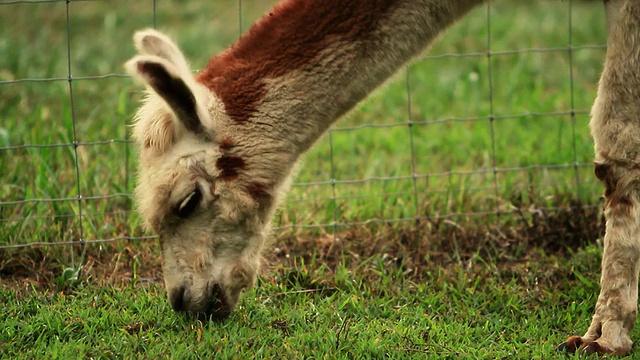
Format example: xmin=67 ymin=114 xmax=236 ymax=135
xmin=556 ymin=336 xmax=582 ymax=354
xmin=580 ymin=342 xmax=602 ymax=356
xmin=557 ymin=336 xmax=616 ymax=356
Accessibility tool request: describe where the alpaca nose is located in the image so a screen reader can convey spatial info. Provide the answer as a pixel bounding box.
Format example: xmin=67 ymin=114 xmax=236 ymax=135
xmin=168 ymin=283 xmax=232 ymax=320
xmin=205 ymin=282 xmax=232 ymax=320
xmin=169 ymin=285 xmax=187 ymax=312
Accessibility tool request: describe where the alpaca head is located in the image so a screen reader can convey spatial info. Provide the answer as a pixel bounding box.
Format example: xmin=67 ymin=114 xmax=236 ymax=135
xmin=125 ymin=29 xmax=273 ymax=319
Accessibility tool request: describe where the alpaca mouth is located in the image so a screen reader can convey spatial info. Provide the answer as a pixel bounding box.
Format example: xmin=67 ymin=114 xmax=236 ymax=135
xmin=169 ymin=282 xmax=233 ymax=320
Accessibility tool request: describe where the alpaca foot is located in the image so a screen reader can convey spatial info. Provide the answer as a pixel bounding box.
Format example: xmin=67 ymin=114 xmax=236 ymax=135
xmin=557 ymin=335 xmax=631 ymax=356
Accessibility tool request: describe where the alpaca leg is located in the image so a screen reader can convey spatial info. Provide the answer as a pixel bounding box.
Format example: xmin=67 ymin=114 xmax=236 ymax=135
xmin=565 ymin=178 xmax=640 ymax=355
xmin=558 ymin=0 xmax=640 ymax=355
xmin=558 ymin=162 xmax=640 ymax=356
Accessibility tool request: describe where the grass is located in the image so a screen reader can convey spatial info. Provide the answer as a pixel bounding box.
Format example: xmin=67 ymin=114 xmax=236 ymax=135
xmin=0 ymin=250 xmax=620 ymax=359
xmin=0 ymin=0 xmax=626 ymax=358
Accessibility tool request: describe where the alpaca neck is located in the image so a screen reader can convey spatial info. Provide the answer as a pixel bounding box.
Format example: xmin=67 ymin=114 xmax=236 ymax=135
xmin=199 ymin=0 xmax=484 ymax=179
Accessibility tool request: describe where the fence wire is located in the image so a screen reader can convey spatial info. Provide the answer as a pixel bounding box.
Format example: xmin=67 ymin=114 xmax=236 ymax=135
xmin=0 ymin=1 xmax=606 ymax=255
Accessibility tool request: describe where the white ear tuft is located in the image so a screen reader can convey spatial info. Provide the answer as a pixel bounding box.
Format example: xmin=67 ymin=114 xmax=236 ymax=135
xmin=132 ymin=29 xmax=191 ymax=77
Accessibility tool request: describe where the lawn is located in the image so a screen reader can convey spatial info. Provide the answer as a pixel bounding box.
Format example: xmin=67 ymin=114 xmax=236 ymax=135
xmin=0 ymin=0 xmax=624 ymax=358
xmin=0 ymin=250 xmax=612 ymax=359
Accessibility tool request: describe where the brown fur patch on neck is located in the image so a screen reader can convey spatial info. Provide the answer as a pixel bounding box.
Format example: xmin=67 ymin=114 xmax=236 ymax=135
xmin=197 ymin=0 xmax=399 ymax=123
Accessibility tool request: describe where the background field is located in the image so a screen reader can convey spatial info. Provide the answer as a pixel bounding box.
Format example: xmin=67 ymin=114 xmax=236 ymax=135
xmin=0 ymin=0 xmax=625 ymax=358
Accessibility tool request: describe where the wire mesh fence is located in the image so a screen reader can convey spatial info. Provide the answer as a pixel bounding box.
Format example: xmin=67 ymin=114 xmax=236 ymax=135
xmin=0 ymin=1 xmax=606 ymax=264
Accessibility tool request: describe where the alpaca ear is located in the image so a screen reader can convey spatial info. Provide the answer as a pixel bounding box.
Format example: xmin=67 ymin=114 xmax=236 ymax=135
xmin=132 ymin=29 xmax=192 ymax=77
xmin=126 ymin=55 xmax=203 ymax=134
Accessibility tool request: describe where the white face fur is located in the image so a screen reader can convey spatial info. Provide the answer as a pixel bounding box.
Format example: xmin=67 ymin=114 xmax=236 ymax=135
xmin=126 ymin=29 xmax=270 ymax=319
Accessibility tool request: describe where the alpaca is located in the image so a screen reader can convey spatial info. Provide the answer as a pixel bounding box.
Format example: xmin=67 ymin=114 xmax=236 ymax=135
xmin=125 ymin=0 xmax=640 ymax=355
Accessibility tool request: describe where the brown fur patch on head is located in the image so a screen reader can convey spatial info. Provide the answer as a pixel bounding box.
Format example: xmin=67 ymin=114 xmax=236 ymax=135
xmin=197 ymin=0 xmax=399 ymax=123
xmin=245 ymin=182 xmax=272 ymax=209
xmin=216 ymin=155 xmax=245 ymax=181
xmin=219 ymin=138 xmax=235 ymax=151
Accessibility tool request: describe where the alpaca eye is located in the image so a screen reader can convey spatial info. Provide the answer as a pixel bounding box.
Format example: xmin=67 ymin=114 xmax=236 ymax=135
xmin=176 ymin=189 xmax=202 ymax=218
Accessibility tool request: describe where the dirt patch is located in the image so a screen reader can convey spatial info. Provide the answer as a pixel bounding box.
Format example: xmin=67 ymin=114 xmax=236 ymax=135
xmin=0 ymin=198 xmax=603 ymax=289
xmin=272 ymin=200 xmax=602 ymax=278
